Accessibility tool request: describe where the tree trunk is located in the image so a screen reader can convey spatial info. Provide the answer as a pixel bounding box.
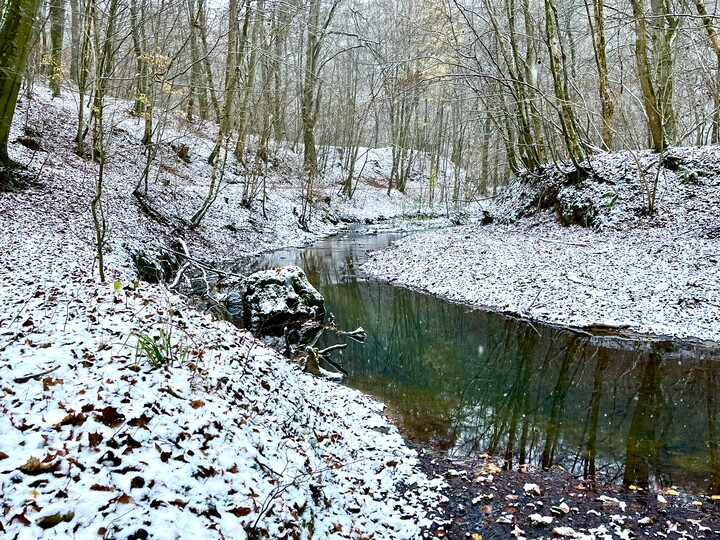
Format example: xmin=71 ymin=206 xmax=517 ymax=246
xmin=630 ymin=0 xmax=663 ymax=151
xmin=692 ymin=0 xmax=720 ymax=143
xmin=187 ymin=0 xmax=206 ymax=120
xmin=586 ymin=0 xmax=614 ymax=149
xmin=49 ymin=0 xmax=67 ymax=97
xmin=197 ymin=0 xmax=221 ymax=122
xmin=69 ymin=0 xmax=79 ymax=82
xmin=208 ymin=0 xmax=239 ymax=164
xmin=75 ymin=0 xmax=93 ymax=156
xmin=129 ymin=0 xmax=151 ymax=145
xmin=0 ymin=0 xmax=44 ymax=163
xmin=544 ymin=0 xmax=584 ymax=164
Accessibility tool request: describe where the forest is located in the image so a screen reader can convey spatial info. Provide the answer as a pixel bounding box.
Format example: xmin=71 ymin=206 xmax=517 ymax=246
xmin=1 ymin=0 xmax=720 ymax=539
xmin=3 ymin=0 xmax=720 ymax=198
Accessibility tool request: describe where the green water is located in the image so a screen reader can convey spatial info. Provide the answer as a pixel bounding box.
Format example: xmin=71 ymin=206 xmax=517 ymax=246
xmin=253 ymin=228 xmax=720 ymax=493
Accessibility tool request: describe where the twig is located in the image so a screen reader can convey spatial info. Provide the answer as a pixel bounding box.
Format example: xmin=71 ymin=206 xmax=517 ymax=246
xmin=317 ymin=344 xmax=347 ymax=355
xmin=14 ymin=365 xmax=60 ymax=383
xmin=538 ymin=238 xmax=589 ymax=247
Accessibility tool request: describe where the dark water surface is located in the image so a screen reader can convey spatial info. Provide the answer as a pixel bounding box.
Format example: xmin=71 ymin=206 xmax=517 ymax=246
xmin=253 ymin=228 xmax=720 ymax=493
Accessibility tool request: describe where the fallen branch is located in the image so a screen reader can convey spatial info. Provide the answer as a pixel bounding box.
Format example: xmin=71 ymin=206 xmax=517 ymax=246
xmin=14 ymin=365 xmax=60 ymax=384
xmin=133 ymin=189 xmax=169 ymax=225
xmin=336 ymin=326 xmax=366 ymax=342
xmin=538 ymin=238 xmax=589 ymax=248
xmin=317 ymin=343 xmax=347 ymax=355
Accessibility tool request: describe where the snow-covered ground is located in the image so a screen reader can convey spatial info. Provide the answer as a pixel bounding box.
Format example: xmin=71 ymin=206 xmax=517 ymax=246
xmin=7 ymin=88 xmax=456 ymax=273
xmin=363 ymin=148 xmax=720 ymax=343
xmin=0 ymin=89 xmax=451 ymax=538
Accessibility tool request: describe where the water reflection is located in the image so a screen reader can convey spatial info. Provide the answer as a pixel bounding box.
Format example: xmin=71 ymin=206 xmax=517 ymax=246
xmin=252 ymin=230 xmax=720 ymax=492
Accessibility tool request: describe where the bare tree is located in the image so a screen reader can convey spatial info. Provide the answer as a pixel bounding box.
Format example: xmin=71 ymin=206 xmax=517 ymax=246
xmin=0 ymin=0 xmax=44 ymax=165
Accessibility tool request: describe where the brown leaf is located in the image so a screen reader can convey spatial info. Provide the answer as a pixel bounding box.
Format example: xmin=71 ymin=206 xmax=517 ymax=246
xmin=130 ymin=476 xmax=145 ymax=489
xmin=97 ymin=406 xmax=125 ymax=427
xmin=88 ymin=432 xmax=103 ymax=448
xmin=0 ymin=451 xmax=8 ymax=461
xmin=42 ymin=377 xmax=64 ymax=391
xmin=10 ymin=508 xmax=31 ymax=526
xmin=90 ymin=484 xmax=115 ymax=492
xmin=114 ymin=493 xmax=134 ymax=505
xmin=121 ymin=434 xmax=142 ymax=453
xmin=56 ymin=412 xmax=87 ymax=428
xmin=191 ymin=400 xmax=205 ymax=409
xmin=128 ymin=413 xmax=152 ymax=430
xmin=19 ymin=456 xmax=59 ymax=475
xmin=229 ymin=507 xmax=252 ymax=517
xmin=169 ymin=499 xmax=187 ymax=509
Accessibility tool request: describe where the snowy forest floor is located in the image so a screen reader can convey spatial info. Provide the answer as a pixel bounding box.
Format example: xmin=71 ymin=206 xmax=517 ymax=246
xmin=0 ymin=88 xmax=451 ymax=540
xmin=1 ymin=88 xmax=719 ymax=539
xmin=363 ymin=147 xmax=720 ymax=344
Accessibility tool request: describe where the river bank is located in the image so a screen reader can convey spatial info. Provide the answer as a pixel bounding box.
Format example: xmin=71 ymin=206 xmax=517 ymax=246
xmin=3 ymin=87 xmax=720 ymax=538
xmin=411 ymin=439 xmax=720 ymax=539
xmin=0 ymin=89 xmax=453 ymax=538
xmin=362 ymin=148 xmax=720 ymax=344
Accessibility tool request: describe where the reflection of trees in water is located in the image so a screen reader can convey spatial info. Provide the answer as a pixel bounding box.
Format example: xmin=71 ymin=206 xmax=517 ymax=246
xmin=624 ymin=353 xmax=665 ymax=488
xmin=582 ymin=349 xmax=610 ymax=483
xmin=708 ymin=368 xmax=719 ymax=493
xmin=450 ymin=324 xmax=720 ymax=491
xmin=255 ymin=233 xmax=720 ymax=492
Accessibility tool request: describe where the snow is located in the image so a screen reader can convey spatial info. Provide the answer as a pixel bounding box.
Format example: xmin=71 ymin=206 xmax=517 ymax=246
xmin=3 ymin=85 xmax=718 ymax=539
xmin=362 ymin=149 xmax=720 ymax=343
xmin=0 ymin=88 xmax=450 ymax=538
xmin=0 ymin=266 xmax=450 ymax=538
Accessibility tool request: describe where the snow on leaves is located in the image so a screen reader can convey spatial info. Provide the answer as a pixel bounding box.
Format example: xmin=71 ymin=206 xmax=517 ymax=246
xmin=0 ymin=269 xmax=442 ymax=539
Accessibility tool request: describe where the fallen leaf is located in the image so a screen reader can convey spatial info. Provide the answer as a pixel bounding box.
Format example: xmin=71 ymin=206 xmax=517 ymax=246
xmin=42 ymin=377 xmax=64 ymax=391
xmin=0 ymin=451 xmax=8 ymax=460
xmin=115 ymin=493 xmax=134 ymax=504
xmin=128 ymin=413 xmax=152 ymax=430
xmin=56 ymin=412 xmax=86 ymax=428
xmin=10 ymin=508 xmax=31 ymax=526
xmin=36 ymin=512 xmax=74 ymax=529
xmin=88 ymin=432 xmax=103 ymax=448
xmin=191 ymin=400 xmax=205 ymax=409
xmin=97 ymin=406 xmax=125 ymax=427
xmin=90 ymin=484 xmax=115 ymax=492
xmin=229 ymin=507 xmax=251 ymax=517
xmin=666 ymin=488 xmax=679 ymax=496
xmin=19 ymin=456 xmax=58 ymax=475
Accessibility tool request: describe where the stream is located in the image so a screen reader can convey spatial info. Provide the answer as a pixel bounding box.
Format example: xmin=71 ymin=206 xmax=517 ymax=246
xmin=251 ymin=227 xmax=720 ymax=494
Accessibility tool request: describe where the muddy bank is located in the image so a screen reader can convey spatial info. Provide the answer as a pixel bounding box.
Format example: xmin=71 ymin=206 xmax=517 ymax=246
xmin=410 ymin=441 xmax=720 ymax=539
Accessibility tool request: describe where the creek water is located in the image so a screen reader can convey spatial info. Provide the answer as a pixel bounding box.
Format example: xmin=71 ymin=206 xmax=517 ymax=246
xmin=252 ymin=227 xmax=720 ymax=493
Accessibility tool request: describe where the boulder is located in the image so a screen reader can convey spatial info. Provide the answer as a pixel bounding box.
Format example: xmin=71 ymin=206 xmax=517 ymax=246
xmin=242 ymin=266 xmax=325 ymax=339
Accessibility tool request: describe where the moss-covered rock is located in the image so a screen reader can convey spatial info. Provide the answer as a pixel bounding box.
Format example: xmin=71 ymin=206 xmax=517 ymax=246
xmin=242 ymin=266 xmax=325 ymax=339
